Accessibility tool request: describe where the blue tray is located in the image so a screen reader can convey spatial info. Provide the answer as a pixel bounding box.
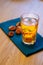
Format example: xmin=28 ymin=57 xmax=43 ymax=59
xmin=0 ymin=18 xmax=43 ymax=56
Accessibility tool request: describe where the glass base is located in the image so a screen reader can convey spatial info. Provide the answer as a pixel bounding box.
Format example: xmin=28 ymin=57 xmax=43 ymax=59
xmin=23 ymin=39 xmax=36 ymax=45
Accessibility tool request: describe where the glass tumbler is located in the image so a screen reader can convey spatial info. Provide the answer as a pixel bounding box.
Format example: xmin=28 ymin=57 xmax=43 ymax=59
xmin=21 ymin=13 xmax=39 ymax=45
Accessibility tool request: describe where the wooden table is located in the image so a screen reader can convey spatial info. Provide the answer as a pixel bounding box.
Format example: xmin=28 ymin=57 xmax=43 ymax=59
xmin=0 ymin=0 xmax=43 ymax=65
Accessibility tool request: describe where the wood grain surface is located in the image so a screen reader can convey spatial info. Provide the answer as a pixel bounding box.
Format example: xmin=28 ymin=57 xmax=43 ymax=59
xmin=0 ymin=0 xmax=43 ymax=65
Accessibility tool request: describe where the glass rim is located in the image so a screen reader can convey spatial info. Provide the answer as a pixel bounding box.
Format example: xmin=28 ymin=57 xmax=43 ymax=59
xmin=20 ymin=13 xmax=39 ymax=21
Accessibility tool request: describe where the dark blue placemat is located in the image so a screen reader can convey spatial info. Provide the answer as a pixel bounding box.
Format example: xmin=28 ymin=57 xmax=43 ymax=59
xmin=0 ymin=18 xmax=43 ymax=56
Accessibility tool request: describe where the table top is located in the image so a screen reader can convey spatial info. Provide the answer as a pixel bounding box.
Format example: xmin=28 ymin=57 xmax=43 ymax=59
xmin=0 ymin=0 xmax=43 ymax=65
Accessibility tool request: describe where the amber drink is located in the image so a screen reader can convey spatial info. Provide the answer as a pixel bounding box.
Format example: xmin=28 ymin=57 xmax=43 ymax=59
xmin=21 ymin=13 xmax=39 ymax=45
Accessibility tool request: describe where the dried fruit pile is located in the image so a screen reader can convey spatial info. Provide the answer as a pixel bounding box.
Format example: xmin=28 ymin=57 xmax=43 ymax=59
xmin=8 ymin=22 xmax=22 ymax=37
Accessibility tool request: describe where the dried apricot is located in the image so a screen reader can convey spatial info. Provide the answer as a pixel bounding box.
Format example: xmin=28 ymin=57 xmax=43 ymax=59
xmin=8 ymin=31 xmax=14 ymax=36
xmin=9 ymin=26 xmax=16 ymax=31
